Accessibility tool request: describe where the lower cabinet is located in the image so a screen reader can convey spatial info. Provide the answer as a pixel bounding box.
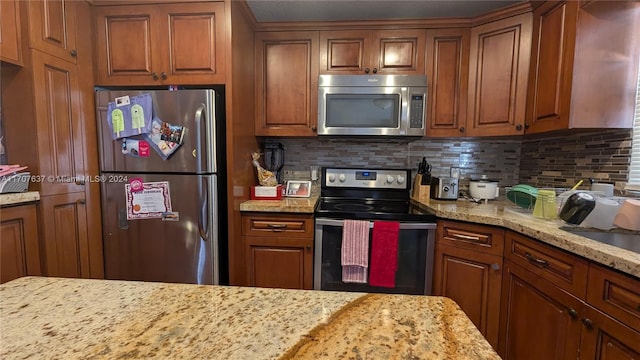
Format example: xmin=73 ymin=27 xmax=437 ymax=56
xmin=241 ymin=213 xmax=314 ymax=289
xmin=433 ymin=220 xmax=504 ymax=349
xmin=0 ymin=203 xmax=40 ymax=283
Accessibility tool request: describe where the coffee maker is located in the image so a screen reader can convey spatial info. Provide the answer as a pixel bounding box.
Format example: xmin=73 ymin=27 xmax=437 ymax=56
xmin=263 ymin=143 xmax=285 ymax=183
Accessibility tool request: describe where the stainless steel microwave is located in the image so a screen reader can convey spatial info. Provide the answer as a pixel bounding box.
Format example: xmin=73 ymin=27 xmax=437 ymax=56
xmin=318 ymin=74 xmax=427 ymax=137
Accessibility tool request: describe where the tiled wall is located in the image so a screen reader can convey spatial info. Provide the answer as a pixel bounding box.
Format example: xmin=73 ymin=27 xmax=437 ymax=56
xmin=519 ymin=129 xmax=633 ymax=192
xmin=262 ymin=129 xmax=633 ymax=194
xmin=265 ymin=137 xmax=522 ymax=190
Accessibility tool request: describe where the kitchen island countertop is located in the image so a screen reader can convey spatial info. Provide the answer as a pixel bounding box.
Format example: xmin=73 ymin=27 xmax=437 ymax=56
xmin=0 ymin=277 xmax=498 ymax=359
xmin=0 ymin=191 xmax=40 ymax=206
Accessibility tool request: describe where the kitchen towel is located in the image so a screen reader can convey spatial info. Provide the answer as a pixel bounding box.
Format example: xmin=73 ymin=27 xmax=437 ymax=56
xmin=341 ymin=219 xmax=370 ymax=283
xmin=369 ymin=221 xmax=400 ymax=288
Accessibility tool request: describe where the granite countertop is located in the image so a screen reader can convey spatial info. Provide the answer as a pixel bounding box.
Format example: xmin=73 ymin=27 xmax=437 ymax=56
xmin=0 ymin=191 xmax=40 ymax=206
xmin=0 ymin=277 xmax=498 ymax=359
xmin=240 ymin=193 xmax=320 ymax=213
xmin=413 ymin=198 xmax=640 ymax=278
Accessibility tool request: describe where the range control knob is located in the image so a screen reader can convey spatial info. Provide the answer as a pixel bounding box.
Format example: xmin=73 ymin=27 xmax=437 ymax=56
xmin=443 ymin=186 xmax=450 ymax=192
xmin=397 ymin=175 xmax=405 ymax=184
xmin=328 ymin=174 xmax=336 ymax=182
xmin=338 ymin=174 xmax=346 ymax=182
xmin=386 ymin=175 xmax=395 ymax=184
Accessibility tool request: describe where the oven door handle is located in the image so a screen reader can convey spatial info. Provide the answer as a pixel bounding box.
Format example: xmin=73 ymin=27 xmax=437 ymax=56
xmin=315 ymin=218 xmax=436 ymax=230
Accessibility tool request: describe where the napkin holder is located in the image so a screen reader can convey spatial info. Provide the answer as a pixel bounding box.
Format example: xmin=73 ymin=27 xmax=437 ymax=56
xmin=411 ymin=174 xmax=430 ymax=203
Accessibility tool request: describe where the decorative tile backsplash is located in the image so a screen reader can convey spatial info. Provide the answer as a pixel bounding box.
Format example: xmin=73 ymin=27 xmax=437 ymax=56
xmin=520 ymin=129 xmax=633 ymax=192
xmin=263 ymin=129 xmax=633 ymax=194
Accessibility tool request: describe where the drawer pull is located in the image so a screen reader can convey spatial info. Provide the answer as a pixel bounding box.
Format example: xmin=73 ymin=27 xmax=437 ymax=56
xmin=568 ymin=308 xmax=578 ymax=320
xmin=524 ymin=252 xmax=549 ymax=268
xmin=452 ymin=233 xmax=481 ymax=241
xmin=267 ymin=223 xmax=288 ymax=231
xmin=581 ymin=318 xmax=594 ymax=330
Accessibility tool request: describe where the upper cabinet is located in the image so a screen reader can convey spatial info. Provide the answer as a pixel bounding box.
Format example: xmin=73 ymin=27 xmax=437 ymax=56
xmin=94 ymin=2 xmax=226 ymax=86
xmin=425 ymin=28 xmax=470 ymax=137
xmin=27 ymin=0 xmax=78 ymax=64
xmin=0 ymin=0 xmax=23 ymax=66
xmin=466 ymin=13 xmax=533 ymax=137
xmin=255 ymin=31 xmax=319 ymax=137
xmin=526 ymin=1 xmax=640 ymax=134
xmin=319 ymin=29 xmax=425 ymax=75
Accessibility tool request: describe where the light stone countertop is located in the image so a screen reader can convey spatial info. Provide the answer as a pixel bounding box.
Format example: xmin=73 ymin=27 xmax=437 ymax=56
xmin=0 ymin=277 xmax=498 ymax=359
xmin=240 ymin=193 xmax=320 ymax=213
xmin=413 ymin=198 xmax=640 ymax=278
xmin=0 ymin=191 xmax=40 ymax=206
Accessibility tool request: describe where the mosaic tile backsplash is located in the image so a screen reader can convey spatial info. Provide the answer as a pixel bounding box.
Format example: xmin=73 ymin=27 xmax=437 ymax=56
xmin=264 ymin=128 xmax=633 ymax=194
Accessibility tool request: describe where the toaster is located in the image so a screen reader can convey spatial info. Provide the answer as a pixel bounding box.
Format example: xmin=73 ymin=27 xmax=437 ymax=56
xmin=430 ymin=177 xmax=459 ymax=200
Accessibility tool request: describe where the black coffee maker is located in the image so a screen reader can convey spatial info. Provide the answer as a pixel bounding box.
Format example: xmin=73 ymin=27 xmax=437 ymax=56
xmin=263 ymin=143 xmax=285 ymax=183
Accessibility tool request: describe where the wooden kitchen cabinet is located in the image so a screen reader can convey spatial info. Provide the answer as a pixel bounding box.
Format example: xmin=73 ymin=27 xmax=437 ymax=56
xmin=0 ymin=204 xmax=41 ymax=284
xmin=319 ymin=29 xmax=425 ymax=75
xmin=425 ymin=28 xmax=470 ymax=137
xmin=433 ymin=220 xmax=504 ymax=349
xmin=94 ymin=2 xmax=225 ymax=86
xmin=466 ymin=12 xmax=532 ymax=137
xmin=27 ymin=0 xmax=77 ymax=64
xmin=241 ymin=213 xmax=314 ymax=289
xmin=526 ymin=1 xmax=640 ymax=134
xmin=255 ymin=31 xmax=319 ymax=136
xmin=0 ymin=0 xmax=23 ymax=66
xmin=579 ymin=305 xmax=640 ymax=359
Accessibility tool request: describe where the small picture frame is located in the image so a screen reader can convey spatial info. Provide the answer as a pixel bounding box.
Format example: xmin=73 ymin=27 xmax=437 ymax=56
xmin=286 ymin=180 xmax=312 ymax=198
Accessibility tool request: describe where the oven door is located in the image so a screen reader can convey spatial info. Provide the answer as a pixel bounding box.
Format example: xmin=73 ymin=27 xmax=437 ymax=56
xmin=314 ymin=218 xmax=436 ymax=295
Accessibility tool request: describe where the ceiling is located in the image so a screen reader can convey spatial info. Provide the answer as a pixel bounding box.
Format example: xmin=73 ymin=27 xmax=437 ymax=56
xmin=245 ymin=0 xmax=523 ymax=22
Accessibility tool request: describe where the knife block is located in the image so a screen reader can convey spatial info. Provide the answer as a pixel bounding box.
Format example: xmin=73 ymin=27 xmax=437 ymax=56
xmin=411 ymin=174 xmax=431 ymax=203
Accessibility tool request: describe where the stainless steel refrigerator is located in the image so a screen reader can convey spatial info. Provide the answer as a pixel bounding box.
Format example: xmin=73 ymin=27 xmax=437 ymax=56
xmin=95 ymin=89 xmax=227 ymax=285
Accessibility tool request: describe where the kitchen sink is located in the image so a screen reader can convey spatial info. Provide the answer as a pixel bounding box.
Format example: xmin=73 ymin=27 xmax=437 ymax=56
xmin=559 ymin=226 xmax=640 ymax=254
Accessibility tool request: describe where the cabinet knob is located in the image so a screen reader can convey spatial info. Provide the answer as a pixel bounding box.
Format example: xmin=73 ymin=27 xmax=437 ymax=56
xmin=490 ymin=263 xmax=500 ymax=271
xmin=515 ymin=124 xmax=523 ymax=131
xmin=581 ymin=318 xmax=594 ymax=330
xmin=459 ymin=126 xmax=465 ymax=133
xmin=306 ymin=245 xmax=311 ymax=252
xmin=77 ymin=199 xmax=86 ymax=205
xmin=364 ymin=68 xmax=370 ymax=74
xmin=161 ymin=72 xmax=167 ymax=80
xmin=152 ymin=72 xmax=159 ymax=81
xmin=372 ymin=67 xmax=378 ymax=74
xmin=524 ymin=123 xmax=530 ymax=130
xmin=75 ymin=178 xmax=85 ymax=185
xmin=567 ymin=308 xmax=578 ymax=320
xmin=311 ymin=126 xmax=317 ymax=132
xmin=70 ymin=49 xmax=78 ymax=58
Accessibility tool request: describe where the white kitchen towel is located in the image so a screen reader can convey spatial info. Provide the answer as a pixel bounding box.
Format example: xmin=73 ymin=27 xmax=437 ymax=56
xmin=341 ymin=219 xmax=370 ymax=283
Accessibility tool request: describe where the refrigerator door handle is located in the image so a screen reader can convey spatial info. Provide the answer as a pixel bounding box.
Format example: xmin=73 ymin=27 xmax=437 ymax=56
xmin=198 ymin=175 xmax=209 ymax=241
xmin=194 ymin=104 xmax=206 ymax=174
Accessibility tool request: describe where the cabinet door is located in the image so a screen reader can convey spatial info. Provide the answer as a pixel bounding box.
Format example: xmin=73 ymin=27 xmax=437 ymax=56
xmin=255 ymin=31 xmax=319 ymax=136
xmin=0 ymin=204 xmax=41 ymax=284
xmin=27 ymin=0 xmax=77 ymax=64
xmin=499 ymin=260 xmax=583 ymax=360
xmin=526 ymin=1 xmax=577 ymax=134
xmin=425 ymin=28 xmax=469 ymax=137
xmin=320 ymin=30 xmax=370 ymax=74
xmin=467 ymin=13 xmax=532 ymax=136
xmin=158 ymin=2 xmax=225 ymax=85
xmin=372 ymin=29 xmax=425 ymax=74
xmin=94 ymin=5 xmax=160 ymax=86
xmin=579 ymin=306 xmax=640 ymax=360
xmin=433 ymin=244 xmax=502 ymax=349
xmin=0 ymin=0 xmax=23 ymax=66
xmin=244 ymin=237 xmax=313 ymax=290
xmin=31 ymin=50 xmax=86 ymax=196
xmin=39 ymin=193 xmax=89 ymax=278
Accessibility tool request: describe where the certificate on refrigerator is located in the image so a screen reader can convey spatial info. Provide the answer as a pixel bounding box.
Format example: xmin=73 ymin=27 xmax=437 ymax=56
xmin=126 ymin=181 xmax=172 ymax=220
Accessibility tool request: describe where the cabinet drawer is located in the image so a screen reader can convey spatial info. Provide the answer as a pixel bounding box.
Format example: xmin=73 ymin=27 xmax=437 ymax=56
xmin=504 ymin=231 xmax=588 ymax=298
xmin=437 ymin=220 xmax=504 ymax=256
xmin=587 ymin=264 xmax=640 ymax=331
xmin=242 ymin=213 xmax=314 ymax=238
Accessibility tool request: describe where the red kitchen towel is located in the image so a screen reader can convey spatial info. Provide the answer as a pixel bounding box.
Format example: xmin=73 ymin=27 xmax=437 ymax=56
xmin=369 ymin=221 xmax=400 ymax=288
xmin=341 ymin=219 xmax=370 ymax=283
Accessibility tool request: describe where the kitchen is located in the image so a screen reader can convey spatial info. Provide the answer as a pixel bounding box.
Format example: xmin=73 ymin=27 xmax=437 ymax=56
xmin=1 ymin=0 xmax=639 ymax=359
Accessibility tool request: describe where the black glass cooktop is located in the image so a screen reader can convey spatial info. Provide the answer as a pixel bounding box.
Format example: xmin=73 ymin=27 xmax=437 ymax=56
xmin=315 ymin=198 xmax=436 ymax=222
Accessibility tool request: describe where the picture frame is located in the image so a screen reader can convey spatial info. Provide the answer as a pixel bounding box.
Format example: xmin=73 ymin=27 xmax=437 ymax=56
xmin=285 ymin=180 xmax=312 ymax=198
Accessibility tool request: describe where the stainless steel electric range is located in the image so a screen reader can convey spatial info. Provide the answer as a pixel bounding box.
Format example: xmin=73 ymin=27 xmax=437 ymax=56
xmin=314 ymin=167 xmax=437 ymax=295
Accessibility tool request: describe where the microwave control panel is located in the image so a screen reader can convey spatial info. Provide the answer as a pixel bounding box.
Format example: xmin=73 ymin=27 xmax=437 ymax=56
xmin=409 ymin=95 xmax=425 ymax=128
